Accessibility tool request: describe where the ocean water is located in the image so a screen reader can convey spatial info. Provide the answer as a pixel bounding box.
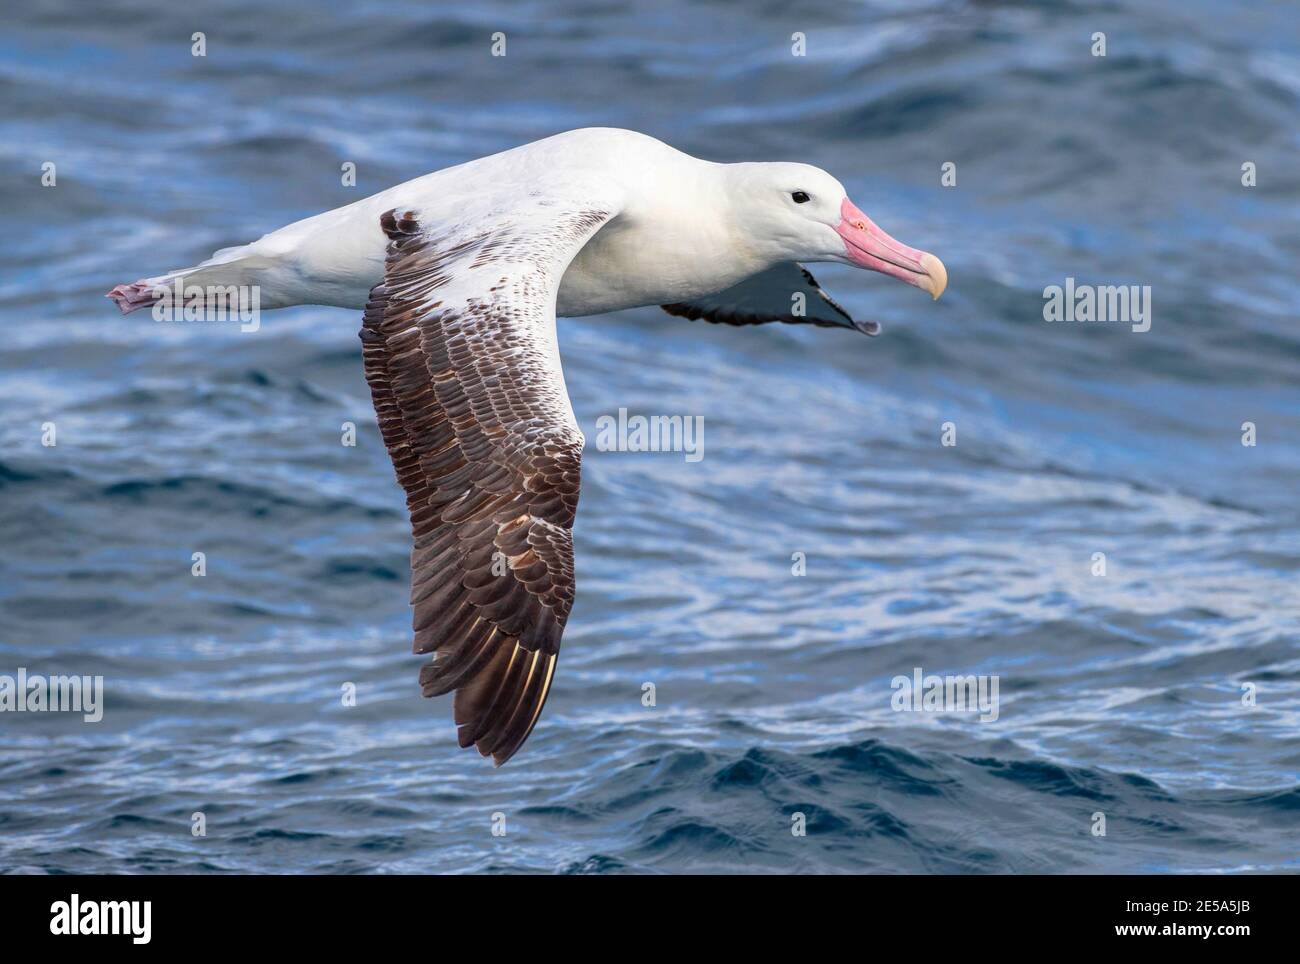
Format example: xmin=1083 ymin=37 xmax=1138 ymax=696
xmin=1 ymin=0 xmax=1297 ymax=874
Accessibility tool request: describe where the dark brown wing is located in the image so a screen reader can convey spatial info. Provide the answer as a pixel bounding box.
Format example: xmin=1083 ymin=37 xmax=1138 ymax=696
xmin=662 ymin=263 xmax=879 ymax=335
xmin=360 ymin=196 xmax=617 ymax=765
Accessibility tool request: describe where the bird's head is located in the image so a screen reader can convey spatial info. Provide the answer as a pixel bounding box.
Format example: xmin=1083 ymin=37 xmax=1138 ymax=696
xmin=730 ymin=162 xmax=947 ymax=300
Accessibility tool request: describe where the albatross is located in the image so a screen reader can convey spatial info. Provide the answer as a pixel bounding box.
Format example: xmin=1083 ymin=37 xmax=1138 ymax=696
xmin=108 ymin=127 xmax=947 ymax=765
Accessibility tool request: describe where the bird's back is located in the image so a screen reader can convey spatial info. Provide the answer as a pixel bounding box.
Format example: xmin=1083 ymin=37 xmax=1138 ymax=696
xmin=110 ymin=128 xmax=751 ymax=318
xmin=221 ymin=128 xmax=683 ymax=311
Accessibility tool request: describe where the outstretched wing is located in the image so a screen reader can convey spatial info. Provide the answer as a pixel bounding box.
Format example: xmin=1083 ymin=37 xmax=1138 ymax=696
xmin=662 ymin=262 xmax=879 ymax=336
xmin=360 ymin=189 xmax=619 ymax=765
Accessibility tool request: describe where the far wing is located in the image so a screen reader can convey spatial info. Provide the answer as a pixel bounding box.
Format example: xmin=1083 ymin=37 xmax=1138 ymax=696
xmin=662 ymin=262 xmax=879 ymax=336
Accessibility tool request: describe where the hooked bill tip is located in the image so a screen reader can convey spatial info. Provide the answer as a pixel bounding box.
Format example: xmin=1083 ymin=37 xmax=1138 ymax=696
xmin=920 ymin=253 xmax=947 ymax=300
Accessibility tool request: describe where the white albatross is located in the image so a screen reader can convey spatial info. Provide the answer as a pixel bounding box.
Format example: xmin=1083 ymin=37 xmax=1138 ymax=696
xmin=108 ymin=127 xmax=947 ymax=765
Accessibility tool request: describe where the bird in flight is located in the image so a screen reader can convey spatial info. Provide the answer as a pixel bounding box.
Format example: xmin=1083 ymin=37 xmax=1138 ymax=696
xmin=109 ymin=128 xmax=947 ymax=765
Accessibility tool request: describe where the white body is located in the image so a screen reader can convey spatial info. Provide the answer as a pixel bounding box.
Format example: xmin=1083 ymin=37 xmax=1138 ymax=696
xmin=219 ymin=129 xmax=779 ymax=316
xmin=116 ymin=127 xmax=945 ymax=324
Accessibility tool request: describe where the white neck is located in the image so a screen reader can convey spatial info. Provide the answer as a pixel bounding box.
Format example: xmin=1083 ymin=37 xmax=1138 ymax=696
xmin=556 ymin=154 xmax=774 ymax=317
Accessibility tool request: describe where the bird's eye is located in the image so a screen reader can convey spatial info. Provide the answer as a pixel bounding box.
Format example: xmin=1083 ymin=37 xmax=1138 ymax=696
xmin=791 ymin=191 xmax=811 ymax=204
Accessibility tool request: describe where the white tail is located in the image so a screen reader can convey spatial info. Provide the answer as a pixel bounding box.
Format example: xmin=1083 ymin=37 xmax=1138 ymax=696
xmin=106 ymin=243 xmax=269 ymax=315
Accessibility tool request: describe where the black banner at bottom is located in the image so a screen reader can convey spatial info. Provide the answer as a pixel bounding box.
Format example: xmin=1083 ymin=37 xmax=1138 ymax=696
xmin=0 ymin=872 xmax=1281 ymax=949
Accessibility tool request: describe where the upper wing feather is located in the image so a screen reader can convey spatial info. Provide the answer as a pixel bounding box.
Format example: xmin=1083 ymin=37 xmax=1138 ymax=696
xmin=360 ymin=187 xmax=619 ymax=765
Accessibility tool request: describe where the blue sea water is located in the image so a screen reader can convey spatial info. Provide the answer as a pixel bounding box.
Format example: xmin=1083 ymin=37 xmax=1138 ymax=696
xmin=0 ymin=0 xmax=1297 ymax=874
